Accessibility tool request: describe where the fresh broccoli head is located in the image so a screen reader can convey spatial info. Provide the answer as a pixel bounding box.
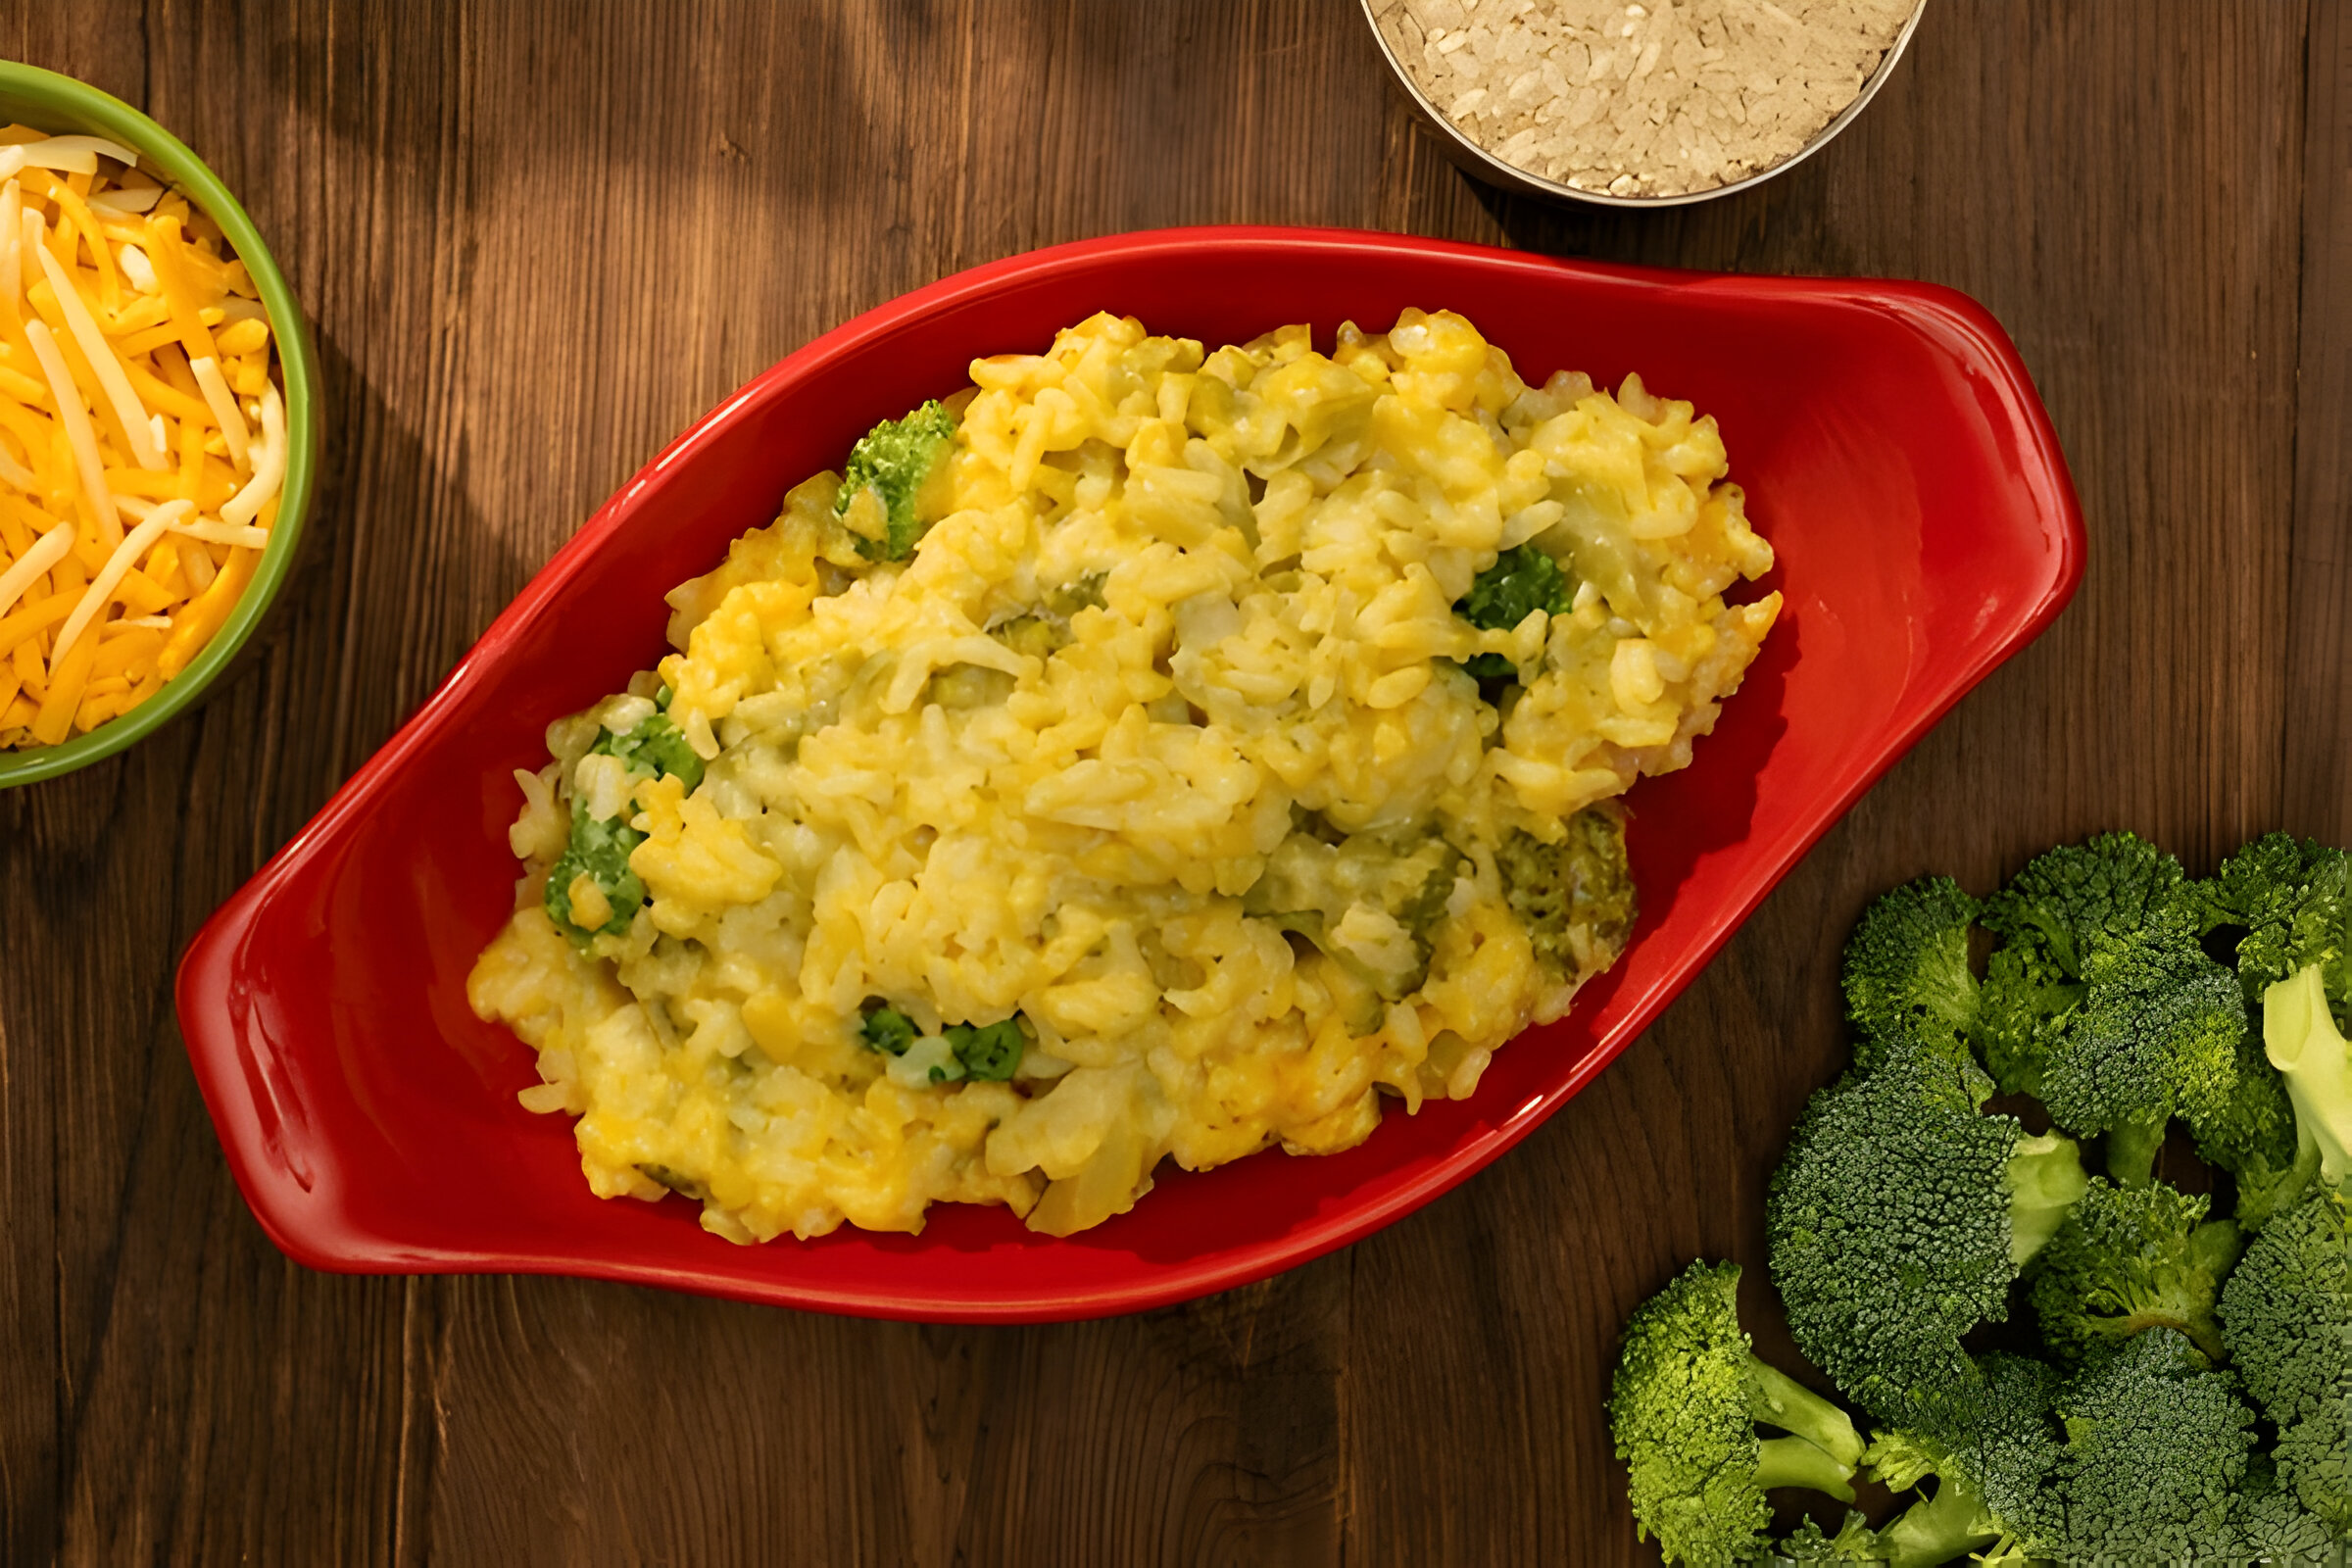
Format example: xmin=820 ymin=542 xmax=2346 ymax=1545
xmin=1840 ymin=876 xmax=1984 ymax=1079
xmin=2194 ymin=831 xmax=2352 ymax=1004
xmin=1606 ymin=1259 xmax=1866 ymax=1568
xmin=543 ymin=805 xmax=647 ymax=940
xmin=590 ymin=709 xmax=706 ymax=794
xmin=2027 ymin=1177 xmax=2240 ymax=1368
xmin=2220 ymin=1163 xmax=2352 ymax=1535
xmin=1973 ymin=835 xmax=2246 ymax=1185
xmin=835 ymin=398 xmax=958 ymax=561
xmin=2043 ymin=1326 xmax=2255 ymax=1561
xmin=1494 ymin=806 xmax=1637 ymax=977
xmin=2221 ymin=1450 xmax=2343 ymax=1564
xmin=1860 ymin=1354 xmax=2066 ymax=1568
xmin=1971 ymin=833 xmax=2180 ymax=1097
xmin=1244 ymin=826 xmax=1464 ymax=1017
xmin=1765 ymin=1043 xmax=2088 ymax=1437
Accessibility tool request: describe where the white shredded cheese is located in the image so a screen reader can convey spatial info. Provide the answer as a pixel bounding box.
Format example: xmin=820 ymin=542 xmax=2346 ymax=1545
xmin=32 ymin=238 xmax=166 ymax=472
xmin=16 ymin=134 xmax=139 ymax=175
xmin=23 ymin=316 xmax=119 ymax=543
xmin=50 ymin=499 xmax=192 ymax=671
xmin=0 ymin=522 xmax=74 ymax=619
xmin=190 ymin=355 xmax=250 ymax=471
xmin=220 ymin=384 xmax=284 ymax=525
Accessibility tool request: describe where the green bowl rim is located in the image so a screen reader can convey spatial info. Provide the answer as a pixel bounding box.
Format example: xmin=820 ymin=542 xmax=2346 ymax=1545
xmin=0 ymin=60 xmax=319 ymax=789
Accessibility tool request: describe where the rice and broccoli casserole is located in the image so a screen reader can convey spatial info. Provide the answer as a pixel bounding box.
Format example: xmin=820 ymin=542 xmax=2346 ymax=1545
xmin=466 ymin=308 xmax=1781 ymax=1240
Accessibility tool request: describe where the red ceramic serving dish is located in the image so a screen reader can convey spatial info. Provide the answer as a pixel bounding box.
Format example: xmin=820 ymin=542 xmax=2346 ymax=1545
xmin=176 ymin=226 xmax=2081 ymax=1322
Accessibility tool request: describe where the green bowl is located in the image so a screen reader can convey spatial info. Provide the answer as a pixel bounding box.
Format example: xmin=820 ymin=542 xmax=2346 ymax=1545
xmin=0 ymin=61 xmax=318 ymax=789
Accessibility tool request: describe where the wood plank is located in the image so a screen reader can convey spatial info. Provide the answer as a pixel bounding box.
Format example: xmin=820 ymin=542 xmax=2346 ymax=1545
xmin=2287 ymin=0 xmax=2352 ymax=847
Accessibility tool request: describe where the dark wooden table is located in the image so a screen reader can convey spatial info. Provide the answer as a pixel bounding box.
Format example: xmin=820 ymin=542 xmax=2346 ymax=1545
xmin=1 ymin=3 xmax=2343 ymax=1562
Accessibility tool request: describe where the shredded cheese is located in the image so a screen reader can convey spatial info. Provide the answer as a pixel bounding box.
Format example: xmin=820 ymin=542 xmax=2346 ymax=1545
xmin=0 ymin=125 xmax=285 ymax=751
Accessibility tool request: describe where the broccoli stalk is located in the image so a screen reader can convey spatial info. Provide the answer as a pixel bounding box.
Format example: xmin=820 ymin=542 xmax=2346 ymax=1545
xmin=2026 ymin=1177 xmax=2240 ymax=1367
xmin=1766 ymin=1043 xmax=2088 ymax=1438
xmin=835 ymin=399 xmax=958 ymax=561
xmin=2216 ymin=961 xmax=2352 ymax=1535
xmin=1607 ymin=1260 xmax=1865 ymax=1568
xmin=2266 ymin=962 xmax=2352 ymax=1186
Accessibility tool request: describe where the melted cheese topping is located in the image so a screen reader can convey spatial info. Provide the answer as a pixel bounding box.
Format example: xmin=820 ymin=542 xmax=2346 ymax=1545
xmin=467 ymin=309 xmax=1780 ymax=1241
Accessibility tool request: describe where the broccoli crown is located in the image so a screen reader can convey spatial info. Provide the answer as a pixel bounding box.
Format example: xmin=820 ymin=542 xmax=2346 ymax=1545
xmin=1243 ymin=826 xmax=1465 ymax=1005
xmin=2194 ymin=832 xmax=2352 ymax=1005
xmin=1775 ymin=1511 xmax=1888 ymax=1561
xmin=543 ymin=804 xmax=646 ymax=940
xmin=2045 ymin=1327 xmax=2255 ymax=1561
xmin=1974 ymin=835 xmax=2247 ymax=1184
xmin=2191 ymin=1023 xmax=2316 ymax=1234
xmin=1494 ymin=806 xmax=1637 ymax=977
xmin=2053 ymin=902 xmax=2246 ymax=1146
xmin=1765 ymin=1045 xmax=2064 ymax=1436
xmin=1841 ymin=875 xmax=1982 ymax=1045
xmin=1455 ymin=543 xmax=1572 ymax=632
xmin=1971 ymin=833 xmax=2180 ymax=1101
xmin=1982 ymin=833 xmax=2186 ymax=978
xmin=2223 ymin=1450 xmax=2342 ymax=1563
xmin=2219 ymin=1187 xmax=2352 ymax=1534
xmin=1840 ymin=876 xmax=1986 ymax=1082
xmin=835 ymin=398 xmax=957 ymax=561
xmin=2027 ymin=1177 xmax=2239 ymax=1368
xmin=1607 ymin=1259 xmax=1864 ymax=1568
xmin=1861 ymin=1355 xmax=2068 ymax=1568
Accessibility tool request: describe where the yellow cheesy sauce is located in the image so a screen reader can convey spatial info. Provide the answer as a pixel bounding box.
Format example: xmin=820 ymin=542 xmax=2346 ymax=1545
xmin=467 ymin=308 xmax=1780 ymax=1241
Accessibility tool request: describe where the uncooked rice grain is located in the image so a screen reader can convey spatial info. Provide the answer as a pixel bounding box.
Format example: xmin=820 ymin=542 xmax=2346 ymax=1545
xmin=1372 ymin=0 xmax=1915 ymax=199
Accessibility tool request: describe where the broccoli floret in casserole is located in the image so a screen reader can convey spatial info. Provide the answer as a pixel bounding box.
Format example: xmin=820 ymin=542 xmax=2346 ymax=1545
xmin=543 ymin=807 xmax=647 ymax=940
xmin=544 ymin=697 xmax=710 ymax=943
xmin=945 ymin=1018 xmax=1024 ymax=1082
xmin=1494 ymin=805 xmax=1636 ymax=976
xmin=1606 ymin=1259 xmax=1867 ymax=1568
xmin=835 ymin=398 xmax=958 ymax=561
xmin=1764 ymin=1040 xmax=2087 ymax=1438
xmin=858 ymin=1003 xmax=918 ymax=1056
xmin=590 ymin=708 xmax=706 ymax=793
xmin=2026 ymin=1177 xmax=2240 ymax=1369
xmin=1453 ymin=543 xmax=1573 ymax=681
xmin=1243 ymin=827 xmax=1464 ymax=1008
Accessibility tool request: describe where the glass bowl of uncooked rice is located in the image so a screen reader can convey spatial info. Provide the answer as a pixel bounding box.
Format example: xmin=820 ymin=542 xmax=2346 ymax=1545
xmin=1364 ymin=0 xmax=1926 ymax=206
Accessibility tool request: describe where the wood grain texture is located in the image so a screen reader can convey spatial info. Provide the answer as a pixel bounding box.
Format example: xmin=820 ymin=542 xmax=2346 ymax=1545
xmin=0 ymin=2 xmax=2333 ymax=1563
